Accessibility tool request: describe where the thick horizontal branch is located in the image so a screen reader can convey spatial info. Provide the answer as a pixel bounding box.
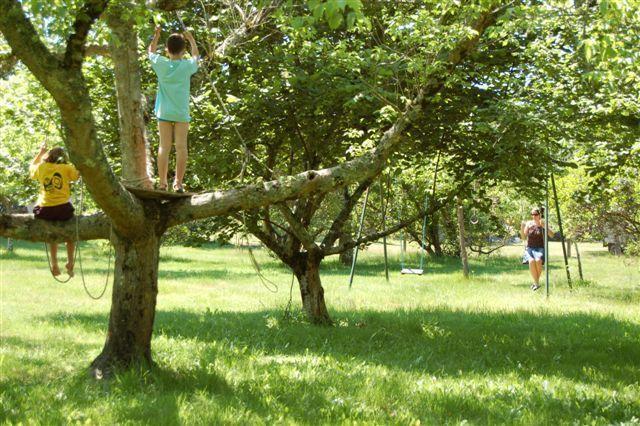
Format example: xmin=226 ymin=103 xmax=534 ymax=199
xmin=0 ymin=0 xmax=148 ymax=236
xmin=167 ymin=4 xmax=503 ymax=227
xmin=0 ymin=213 xmax=111 ymax=242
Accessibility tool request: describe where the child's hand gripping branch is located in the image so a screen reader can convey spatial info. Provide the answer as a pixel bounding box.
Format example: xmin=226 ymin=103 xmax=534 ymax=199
xmin=147 ymin=26 xmax=199 ymax=193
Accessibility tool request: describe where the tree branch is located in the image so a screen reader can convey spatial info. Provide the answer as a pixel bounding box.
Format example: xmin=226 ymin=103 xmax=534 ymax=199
xmin=276 ymin=203 xmax=318 ymax=251
xmin=85 ymin=44 xmax=111 ymax=57
xmin=323 ymin=211 xmax=424 ymax=256
xmin=167 ymin=4 xmax=505 ymax=227
xmin=0 ymin=51 xmax=18 ymax=77
xmin=0 ymin=213 xmax=111 ymax=242
xmin=214 ymin=1 xmax=283 ymax=58
xmin=240 ymin=213 xmax=292 ymax=264
xmin=0 ymin=0 xmax=62 ymax=81
xmin=321 ymin=178 xmax=374 ymax=250
xmin=0 ymin=0 xmax=148 ymax=236
xmin=64 ymin=0 xmax=110 ymax=69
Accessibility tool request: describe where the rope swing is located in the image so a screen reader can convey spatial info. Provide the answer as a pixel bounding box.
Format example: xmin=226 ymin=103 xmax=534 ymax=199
xmin=43 ymin=177 xmax=112 ymax=300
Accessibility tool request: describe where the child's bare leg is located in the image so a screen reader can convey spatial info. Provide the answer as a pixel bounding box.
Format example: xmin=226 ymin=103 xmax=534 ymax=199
xmin=65 ymin=241 xmax=75 ymax=277
xmin=49 ymin=243 xmax=61 ymax=276
xmin=173 ymin=122 xmax=189 ymax=188
xmin=157 ymin=121 xmax=174 ymax=189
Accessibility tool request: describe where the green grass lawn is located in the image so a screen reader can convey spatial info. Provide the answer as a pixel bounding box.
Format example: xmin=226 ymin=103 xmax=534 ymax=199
xmin=1 ymin=238 xmax=639 ymax=424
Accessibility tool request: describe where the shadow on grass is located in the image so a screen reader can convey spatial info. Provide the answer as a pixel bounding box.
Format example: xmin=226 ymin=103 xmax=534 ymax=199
xmin=39 ymin=306 xmax=640 ymax=390
xmin=319 ymin=253 xmax=563 ymax=278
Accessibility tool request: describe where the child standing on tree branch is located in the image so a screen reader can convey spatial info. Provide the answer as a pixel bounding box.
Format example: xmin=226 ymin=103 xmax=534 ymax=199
xmin=30 ymin=144 xmax=80 ymax=277
xmin=148 ymin=26 xmax=199 ymax=193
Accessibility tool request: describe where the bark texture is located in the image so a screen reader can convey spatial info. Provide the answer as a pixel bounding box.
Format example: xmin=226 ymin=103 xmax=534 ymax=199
xmin=293 ymin=252 xmax=331 ymax=325
xmin=107 ymin=9 xmax=154 ymax=189
xmin=0 ymin=213 xmax=110 ymax=242
xmin=91 ymin=230 xmax=160 ymax=375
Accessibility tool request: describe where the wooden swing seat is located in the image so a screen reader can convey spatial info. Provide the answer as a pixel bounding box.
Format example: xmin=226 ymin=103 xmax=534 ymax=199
xmin=400 ymin=268 xmax=424 ymax=275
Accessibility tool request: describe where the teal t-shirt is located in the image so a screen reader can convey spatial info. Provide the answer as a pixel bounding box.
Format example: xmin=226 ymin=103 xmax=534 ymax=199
xmin=149 ymin=52 xmax=199 ymax=122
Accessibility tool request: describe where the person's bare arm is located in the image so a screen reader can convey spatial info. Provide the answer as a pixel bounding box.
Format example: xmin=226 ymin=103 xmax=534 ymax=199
xmin=148 ymin=26 xmax=161 ymax=54
xmin=31 ymin=143 xmax=47 ymax=167
xmin=184 ymin=31 xmax=199 ymax=58
xmin=520 ymin=221 xmax=527 ymax=240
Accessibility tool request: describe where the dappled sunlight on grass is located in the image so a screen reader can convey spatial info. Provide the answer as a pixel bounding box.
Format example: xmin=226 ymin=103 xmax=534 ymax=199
xmin=1 ymin=239 xmax=639 ymax=423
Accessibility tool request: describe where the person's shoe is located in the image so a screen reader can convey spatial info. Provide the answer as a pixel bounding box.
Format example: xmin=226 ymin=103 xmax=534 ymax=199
xmin=157 ymin=182 xmax=168 ymax=191
xmin=51 ymin=265 xmax=61 ymax=276
xmin=173 ymin=182 xmax=185 ymax=193
xmin=531 ymin=284 xmax=541 ymax=291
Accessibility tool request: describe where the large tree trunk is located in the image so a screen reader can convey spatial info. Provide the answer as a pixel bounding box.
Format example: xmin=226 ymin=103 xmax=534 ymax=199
xmin=428 ymin=215 xmax=443 ymax=257
xmin=293 ymin=252 xmax=331 ymax=325
xmin=91 ymin=230 xmax=160 ymax=376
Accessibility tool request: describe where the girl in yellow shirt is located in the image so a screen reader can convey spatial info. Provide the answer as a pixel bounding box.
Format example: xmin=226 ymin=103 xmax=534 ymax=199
xmin=30 ymin=144 xmax=80 ymax=277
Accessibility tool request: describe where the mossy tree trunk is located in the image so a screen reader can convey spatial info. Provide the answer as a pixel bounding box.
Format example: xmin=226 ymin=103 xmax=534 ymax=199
xmin=91 ymin=230 xmax=161 ymax=375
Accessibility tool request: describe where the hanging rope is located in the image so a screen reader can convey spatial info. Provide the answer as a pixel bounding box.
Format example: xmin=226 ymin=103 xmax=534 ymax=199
xmin=74 ymin=179 xmax=112 ymax=299
xmin=42 ymin=176 xmax=112 ymax=299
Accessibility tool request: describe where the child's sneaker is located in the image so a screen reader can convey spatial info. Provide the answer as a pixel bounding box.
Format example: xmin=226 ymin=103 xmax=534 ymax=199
xmin=531 ymin=284 xmax=541 ymax=291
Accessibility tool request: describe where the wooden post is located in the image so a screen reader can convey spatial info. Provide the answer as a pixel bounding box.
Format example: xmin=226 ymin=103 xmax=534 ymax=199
xmin=574 ymin=241 xmax=584 ymax=281
xmin=380 ymin=178 xmax=390 ymax=283
xmin=456 ymin=200 xmax=470 ymax=279
xmin=348 ymin=187 xmax=370 ymax=289
xmin=551 ymin=172 xmax=572 ymax=288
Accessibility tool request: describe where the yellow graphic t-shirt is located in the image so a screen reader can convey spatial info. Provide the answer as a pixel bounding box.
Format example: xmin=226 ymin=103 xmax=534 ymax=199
xmin=29 ymin=162 xmax=80 ymax=207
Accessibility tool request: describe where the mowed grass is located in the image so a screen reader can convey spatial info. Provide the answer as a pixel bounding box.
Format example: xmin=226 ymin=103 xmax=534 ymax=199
xmin=1 ymin=238 xmax=639 ymax=424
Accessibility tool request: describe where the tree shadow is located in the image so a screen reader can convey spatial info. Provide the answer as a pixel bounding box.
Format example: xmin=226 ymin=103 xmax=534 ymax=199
xmin=39 ymin=306 xmax=640 ymax=390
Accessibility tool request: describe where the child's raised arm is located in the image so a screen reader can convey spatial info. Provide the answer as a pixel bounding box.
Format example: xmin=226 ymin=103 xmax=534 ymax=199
xmin=184 ymin=31 xmax=199 ymax=59
xmin=31 ymin=143 xmax=48 ymax=167
xmin=148 ymin=26 xmax=161 ymax=54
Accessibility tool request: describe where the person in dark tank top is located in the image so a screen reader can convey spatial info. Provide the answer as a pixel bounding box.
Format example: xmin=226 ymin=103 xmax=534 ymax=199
xmin=520 ymin=207 xmax=555 ymax=291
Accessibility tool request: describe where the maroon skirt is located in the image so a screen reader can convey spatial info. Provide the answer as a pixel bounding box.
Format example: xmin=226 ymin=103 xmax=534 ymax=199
xmin=33 ymin=202 xmax=74 ymax=221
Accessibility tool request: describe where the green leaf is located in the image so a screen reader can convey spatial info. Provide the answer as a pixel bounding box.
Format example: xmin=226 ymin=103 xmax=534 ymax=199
xmin=346 ymin=11 xmax=356 ymax=28
xmin=345 ymin=0 xmax=362 ymax=11
xmin=328 ymin=12 xmax=343 ymax=29
xmin=291 ymin=16 xmax=305 ymax=29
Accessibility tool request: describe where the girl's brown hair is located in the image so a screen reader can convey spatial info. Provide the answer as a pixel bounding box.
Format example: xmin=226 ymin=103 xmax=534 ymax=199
xmin=43 ymin=147 xmax=67 ymax=164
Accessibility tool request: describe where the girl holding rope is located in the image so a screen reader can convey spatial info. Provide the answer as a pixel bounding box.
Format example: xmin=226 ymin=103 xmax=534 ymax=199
xmin=30 ymin=144 xmax=80 ymax=277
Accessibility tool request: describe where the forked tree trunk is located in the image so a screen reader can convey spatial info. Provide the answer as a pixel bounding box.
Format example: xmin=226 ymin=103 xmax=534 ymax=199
xmin=293 ymin=252 xmax=331 ymax=325
xmin=91 ymin=231 xmax=160 ymax=376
